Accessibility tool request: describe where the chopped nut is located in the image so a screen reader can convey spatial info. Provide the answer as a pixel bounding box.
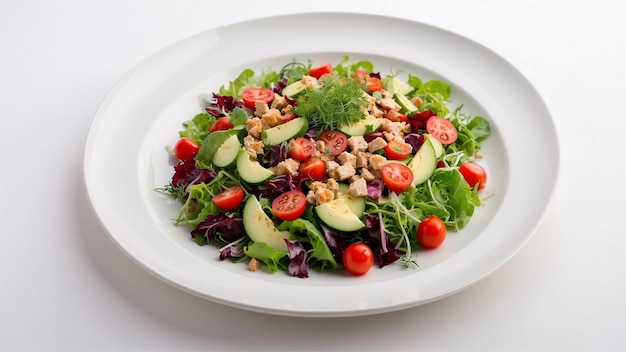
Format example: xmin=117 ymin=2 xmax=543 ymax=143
xmin=248 ymin=258 xmax=259 ymax=272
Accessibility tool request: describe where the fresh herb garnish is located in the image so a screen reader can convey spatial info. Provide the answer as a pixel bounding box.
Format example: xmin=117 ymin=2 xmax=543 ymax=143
xmin=294 ymin=75 xmax=367 ymax=131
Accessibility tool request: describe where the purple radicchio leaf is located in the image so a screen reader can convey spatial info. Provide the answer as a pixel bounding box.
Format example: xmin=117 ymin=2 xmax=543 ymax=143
xmin=191 ymin=214 xmax=246 ymax=243
xmin=364 ymin=131 xmax=384 ymax=143
xmin=171 ymin=158 xmax=216 ymax=189
xmin=218 ymin=237 xmax=246 ymax=260
xmin=285 ymin=240 xmax=309 ymax=278
xmin=272 ymin=76 xmax=289 ymax=95
xmin=364 ymin=214 xmax=402 ymax=268
xmin=408 ymin=109 xmax=436 ymax=131
xmin=369 ymin=72 xmax=382 ymax=80
xmin=404 ymin=133 xmax=425 ymax=154
xmin=267 ymin=144 xmax=288 ymax=168
xmin=206 ymin=93 xmax=244 ymax=117
xmin=305 ymin=126 xmax=320 ymax=139
xmin=366 ymin=179 xmax=384 ymax=200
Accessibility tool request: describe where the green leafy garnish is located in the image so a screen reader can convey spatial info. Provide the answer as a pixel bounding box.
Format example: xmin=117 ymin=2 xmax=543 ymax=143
xmin=179 ymin=113 xmax=214 ymax=144
xmin=295 ymin=75 xmax=367 ymax=131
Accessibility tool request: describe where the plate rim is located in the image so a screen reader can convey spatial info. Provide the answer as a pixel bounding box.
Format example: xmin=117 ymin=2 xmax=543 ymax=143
xmin=83 ymin=12 xmax=560 ymax=317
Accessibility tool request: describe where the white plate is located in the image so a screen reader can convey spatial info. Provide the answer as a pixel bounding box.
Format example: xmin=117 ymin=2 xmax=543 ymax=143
xmin=83 ymin=13 xmax=559 ymax=317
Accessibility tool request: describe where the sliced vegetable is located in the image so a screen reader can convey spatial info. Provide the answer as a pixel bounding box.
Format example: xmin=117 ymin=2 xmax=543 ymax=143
xmin=459 ymin=162 xmax=487 ymax=190
xmin=241 ymin=87 xmax=274 ymax=109
xmin=272 ymin=190 xmax=307 ymax=221
xmin=426 ymin=116 xmax=458 ymax=145
xmin=213 ymin=186 xmax=244 ymax=211
xmin=381 ymin=163 xmax=414 ymax=192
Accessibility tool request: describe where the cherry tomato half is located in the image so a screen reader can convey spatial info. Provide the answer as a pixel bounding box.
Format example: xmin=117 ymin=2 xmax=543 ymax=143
xmin=210 ymin=116 xmax=234 ymax=132
xmin=308 ymin=63 xmax=332 ymax=79
xmin=381 ymin=163 xmax=414 ymax=193
xmin=417 ymin=215 xmax=447 ymax=249
xmin=426 ymin=116 xmax=458 ymax=145
xmin=354 ymin=69 xmax=383 ymax=93
xmin=318 ymin=130 xmax=348 ymax=156
xmin=343 ymin=243 xmax=374 ymax=276
xmin=272 ymin=190 xmax=307 ymax=221
xmin=299 ymin=157 xmax=326 ymax=181
xmin=459 ymin=162 xmax=487 ymax=190
xmin=173 ymin=137 xmax=199 ymax=161
xmin=384 ymin=140 xmax=412 ymax=160
xmin=212 ymin=186 xmax=245 ymax=211
xmin=289 ymin=137 xmax=316 ymax=161
xmin=241 ymin=87 xmax=274 ymax=109
xmin=281 ymin=113 xmax=296 ymax=123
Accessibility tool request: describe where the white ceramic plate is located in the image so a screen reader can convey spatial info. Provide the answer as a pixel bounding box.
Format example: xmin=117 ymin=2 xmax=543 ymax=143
xmin=83 ymin=13 xmax=559 ymax=317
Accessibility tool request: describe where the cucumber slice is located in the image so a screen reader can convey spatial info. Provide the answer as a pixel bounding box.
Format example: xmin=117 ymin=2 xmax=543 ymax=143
xmin=236 ymin=149 xmax=274 ymax=184
xmin=315 ymin=198 xmax=365 ymax=232
xmin=393 ymin=93 xmax=419 ymax=114
xmin=281 ymin=81 xmax=308 ymax=98
xmin=385 ymin=76 xmax=414 ymax=95
xmin=338 ymin=115 xmax=382 ymax=136
xmin=243 ymin=196 xmax=292 ymax=252
xmin=213 ymin=134 xmax=241 ymax=168
xmin=424 ymin=133 xmax=444 ymax=158
xmin=407 ymin=138 xmax=437 ymax=185
xmin=336 ymin=183 xmax=366 ymax=217
xmin=261 ymin=117 xmax=308 ymax=146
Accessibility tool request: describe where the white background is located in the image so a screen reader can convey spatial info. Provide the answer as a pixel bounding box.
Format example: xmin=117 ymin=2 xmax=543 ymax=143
xmin=2 ymin=0 xmax=625 ymax=350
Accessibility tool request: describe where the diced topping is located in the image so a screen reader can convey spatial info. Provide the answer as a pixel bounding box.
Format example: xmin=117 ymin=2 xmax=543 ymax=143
xmin=348 ymin=178 xmax=368 ymax=197
xmin=368 ymin=137 xmax=388 ymax=153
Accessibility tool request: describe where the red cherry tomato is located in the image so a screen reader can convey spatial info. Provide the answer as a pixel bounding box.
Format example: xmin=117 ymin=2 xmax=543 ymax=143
xmin=289 ymin=137 xmax=316 ymax=161
xmin=212 ymin=186 xmax=245 ymax=211
xmin=308 ymin=63 xmax=332 ymax=79
xmin=384 ymin=140 xmax=412 ymax=160
xmin=299 ymin=157 xmax=326 ymax=181
xmin=173 ymin=137 xmax=199 ymax=160
xmin=459 ymin=162 xmax=487 ymax=190
xmin=241 ymin=87 xmax=274 ymax=109
xmin=381 ymin=163 xmax=414 ymax=193
xmin=210 ymin=116 xmax=234 ymax=132
xmin=354 ymin=70 xmax=369 ymax=81
xmin=343 ymin=243 xmax=374 ymax=276
xmin=417 ymin=215 xmax=447 ymax=248
xmin=426 ymin=116 xmax=458 ymax=145
xmin=354 ymin=70 xmax=382 ymax=93
xmin=318 ymin=130 xmax=348 ymax=156
xmin=384 ymin=110 xmax=408 ymax=123
xmin=281 ymin=113 xmax=296 ymax=123
xmin=365 ymin=78 xmax=383 ymax=93
xmin=272 ymin=190 xmax=307 ymax=221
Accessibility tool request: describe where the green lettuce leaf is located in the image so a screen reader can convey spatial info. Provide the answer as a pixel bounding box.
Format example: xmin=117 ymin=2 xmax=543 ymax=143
xmin=179 ymin=113 xmax=214 ymax=144
xmin=278 ymin=218 xmax=338 ymax=270
xmin=244 ymin=242 xmax=287 ymax=272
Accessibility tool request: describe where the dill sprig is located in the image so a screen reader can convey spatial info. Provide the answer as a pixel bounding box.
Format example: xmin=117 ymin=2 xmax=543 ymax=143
xmin=294 ymin=75 xmax=367 ymax=131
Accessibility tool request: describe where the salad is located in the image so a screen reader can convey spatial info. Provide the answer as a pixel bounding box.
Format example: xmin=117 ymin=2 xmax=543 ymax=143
xmin=159 ymin=56 xmax=491 ymax=278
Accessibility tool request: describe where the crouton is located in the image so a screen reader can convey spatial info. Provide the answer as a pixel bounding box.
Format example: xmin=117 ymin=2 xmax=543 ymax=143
xmin=368 ymin=137 xmax=388 ymax=152
xmin=348 ymin=136 xmax=368 ymax=153
xmin=261 ymin=108 xmax=283 ymax=128
xmin=337 ymin=151 xmax=357 ymax=168
xmin=243 ymin=135 xmax=264 ymax=155
xmin=275 ymin=158 xmax=300 ymax=175
xmin=315 ymin=188 xmax=334 ymax=205
xmin=369 ymin=154 xmax=387 ymax=171
xmin=349 ymin=178 xmax=368 ymax=197
xmin=254 ymin=101 xmax=269 ymax=117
